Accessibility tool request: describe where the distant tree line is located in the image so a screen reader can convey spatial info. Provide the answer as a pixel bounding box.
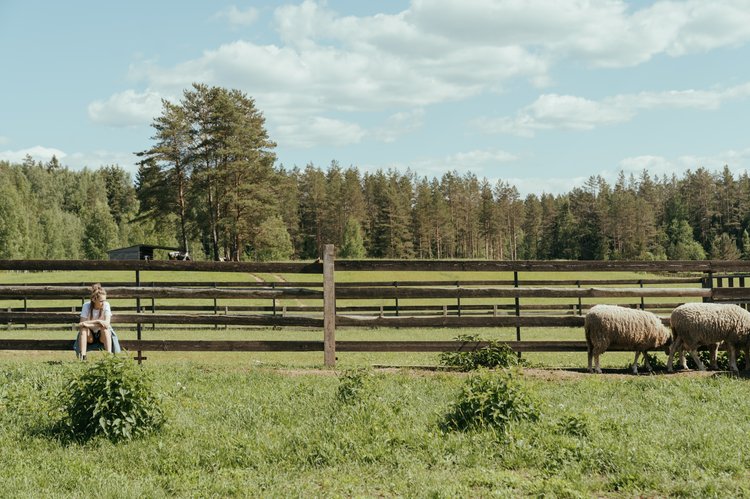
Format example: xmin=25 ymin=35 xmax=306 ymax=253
xmin=0 ymin=156 xmax=140 ymax=259
xmin=3 ymin=154 xmax=749 ymax=262
xmin=275 ymin=163 xmax=750 ymax=261
xmin=2 ymin=84 xmax=750 ymax=262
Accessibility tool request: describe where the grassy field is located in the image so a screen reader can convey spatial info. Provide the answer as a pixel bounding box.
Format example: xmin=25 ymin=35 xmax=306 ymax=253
xmin=3 ymin=267 xmax=745 ymax=496
xmin=1 ymin=325 xmax=639 ymax=370
xmin=1 ymin=267 xmax=701 ymax=372
xmin=2 ymin=358 xmax=750 ymax=497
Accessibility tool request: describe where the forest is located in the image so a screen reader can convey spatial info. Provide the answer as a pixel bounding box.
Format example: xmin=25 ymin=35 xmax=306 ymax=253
xmin=1 ymin=84 xmax=749 ymax=262
xmin=2 ymin=156 xmax=749 ymax=262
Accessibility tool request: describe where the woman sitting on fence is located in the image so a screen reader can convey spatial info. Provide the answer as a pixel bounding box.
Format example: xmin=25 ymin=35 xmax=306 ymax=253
xmin=75 ymin=283 xmax=121 ymax=360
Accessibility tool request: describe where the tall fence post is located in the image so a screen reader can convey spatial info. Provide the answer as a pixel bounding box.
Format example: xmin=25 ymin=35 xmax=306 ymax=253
xmin=639 ymin=279 xmax=645 ymax=310
xmin=394 ymin=282 xmax=399 ymax=317
xmin=702 ymin=272 xmax=713 ymax=303
xmin=135 ymin=270 xmax=145 ymax=364
xmin=514 ymin=271 xmax=521 ymax=359
xmin=323 ymin=244 xmax=336 ymax=367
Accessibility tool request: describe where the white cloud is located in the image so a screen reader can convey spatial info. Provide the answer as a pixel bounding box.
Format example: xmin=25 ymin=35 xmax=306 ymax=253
xmin=88 ymin=89 xmax=164 ymax=127
xmin=618 ymin=148 xmax=750 ymax=180
xmin=408 ymin=0 xmax=750 ymax=67
xmin=374 ymin=148 xmax=518 ymax=177
xmin=372 ymin=109 xmax=425 ymax=143
xmin=482 ymin=83 xmax=750 ymax=136
xmin=91 ymin=0 xmax=750 ymax=149
xmin=618 ymin=155 xmax=677 ymax=177
xmin=0 ymin=146 xmax=66 ymax=164
xmin=65 ymin=150 xmax=139 ymax=174
xmin=214 ymin=5 xmax=259 ymax=27
xmin=0 ymin=146 xmax=140 ymax=175
xmin=275 ymin=116 xmax=366 ymax=148
xmin=664 ymin=2 xmax=750 ymax=56
xmin=509 ymin=175 xmax=589 ymax=197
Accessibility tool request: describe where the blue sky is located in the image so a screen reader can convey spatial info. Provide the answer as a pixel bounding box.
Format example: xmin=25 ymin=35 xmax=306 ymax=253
xmin=2 ymin=0 xmax=750 ymax=195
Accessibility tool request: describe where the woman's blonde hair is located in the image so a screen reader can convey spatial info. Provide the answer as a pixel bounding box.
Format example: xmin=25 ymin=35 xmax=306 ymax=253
xmin=90 ymin=283 xmax=107 ymax=303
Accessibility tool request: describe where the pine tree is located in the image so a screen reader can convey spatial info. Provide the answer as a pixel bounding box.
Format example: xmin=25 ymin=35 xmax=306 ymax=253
xmin=742 ymin=230 xmax=750 ymax=260
xmin=82 ymin=201 xmax=120 ymax=259
xmin=710 ymin=232 xmax=741 ymax=260
xmin=412 ymin=177 xmax=434 ymax=258
xmin=251 ymin=215 xmax=293 ymax=261
xmin=297 ymin=164 xmax=327 ymax=259
xmin=339 ymin=217 xmax=366 ymax=259
xmin=520 ymin=194 xmax=542 ymax=259
xmin=136 ymin=99 xmax=193 ymax=252
xmin=666 ymin=219 xmax=706 ymax=260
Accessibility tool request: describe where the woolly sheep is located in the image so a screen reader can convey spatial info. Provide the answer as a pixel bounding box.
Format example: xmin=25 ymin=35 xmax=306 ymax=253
xmin=667 ymin=302 xmax=750 ymax=374
xmin=585 ymin=304 xmax=672 ymax=374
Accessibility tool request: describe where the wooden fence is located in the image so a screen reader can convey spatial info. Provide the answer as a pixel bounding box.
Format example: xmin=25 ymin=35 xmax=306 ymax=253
xmin=3 ymin=245 xmax=750 ymax=366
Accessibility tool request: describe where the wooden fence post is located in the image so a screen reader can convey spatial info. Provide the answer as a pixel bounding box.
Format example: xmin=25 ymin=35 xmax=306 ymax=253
xmin=323 ymin=244 xmax=336 ymax=367
xmin=135 ymin=270 xmax=145 ymax=364
xmin=702 ymin=272 xmax=713 ymax=303
xmin=639 ymin=279 xmax=645 ymax=310
xmin=514 ymin=271 xmax=521 ymax=359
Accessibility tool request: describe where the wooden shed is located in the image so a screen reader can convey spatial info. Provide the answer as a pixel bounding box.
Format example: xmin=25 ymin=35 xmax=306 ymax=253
xmin=107 ymin=244 xmax=183 ymax=261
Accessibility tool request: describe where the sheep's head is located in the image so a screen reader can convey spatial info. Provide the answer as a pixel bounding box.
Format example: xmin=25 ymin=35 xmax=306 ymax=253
xmin=660 ymin=326 xmax=673 ymax=354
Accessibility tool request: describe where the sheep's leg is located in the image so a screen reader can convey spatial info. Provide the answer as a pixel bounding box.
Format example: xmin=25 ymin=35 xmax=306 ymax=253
xmin=587 ymin=348 xmax=594 ymax=374
xmin=667 ymin=338 xmax=682 ymax=372
xmin=745 ymin=343 xmax=750 ymax=371
xmin=727 ymin=343 xmax=739 ymax=374
xmin=594 ymin=354 xmax=602 ymax=374
xmin=642 ymin=351 xmax=653 ymax=373
xmin=709 ymin=343 xmax=719 ymax=370
xmin=632 ymin=351 xmax=640 ymax=375
xmin=679 ymin=348 xmax=688 ymax=370
xmin=688 ymin=348 xmax=707 ymax=370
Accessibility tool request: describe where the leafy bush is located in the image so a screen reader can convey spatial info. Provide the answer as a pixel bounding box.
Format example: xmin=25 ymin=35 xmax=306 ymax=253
xmin=54 ymin=355 xmax=164 ymax=443
xmin=442 ymin=368 xmax=539 ymax=433
xmin=336 ymin=368 xmax=375 ymax=404
xmin=439 ymin=334 xmax=524 ymax=371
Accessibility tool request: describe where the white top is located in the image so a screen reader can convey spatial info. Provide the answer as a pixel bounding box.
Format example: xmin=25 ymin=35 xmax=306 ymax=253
xmin=80 ymin=301 xmax=112 ymax=331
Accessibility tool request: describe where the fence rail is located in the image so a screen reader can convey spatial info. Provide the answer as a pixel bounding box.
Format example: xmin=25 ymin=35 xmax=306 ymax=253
xmin=3 ymin=251 xmax=750 ymax=366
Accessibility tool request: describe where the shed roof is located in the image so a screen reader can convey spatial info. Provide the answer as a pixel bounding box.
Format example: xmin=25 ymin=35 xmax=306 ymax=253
xmin=107 ymin=244 xmax=183 ymax=253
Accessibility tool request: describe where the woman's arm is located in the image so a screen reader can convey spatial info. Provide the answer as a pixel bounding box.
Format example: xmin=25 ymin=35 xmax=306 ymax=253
xmin=100 ymin=302 xmax=112 ymax=329
xmin=79 ymin=302 xmax=90 ymax=328
xmin=78 ymin=320 xmax=101 ymax=329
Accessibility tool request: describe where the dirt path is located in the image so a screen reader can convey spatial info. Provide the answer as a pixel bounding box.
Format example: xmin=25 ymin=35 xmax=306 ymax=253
xmin=272 ymin=273 xmax=304 ymax=308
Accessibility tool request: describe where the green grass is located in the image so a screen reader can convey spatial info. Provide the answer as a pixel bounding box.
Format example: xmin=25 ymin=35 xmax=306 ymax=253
xmin=1 ymin=325 xmax=643 ymax=370
xmin=2 ymin=360 xmax=750 ymax=497
xmin=0 ymin=267 xmax=703 ymax=371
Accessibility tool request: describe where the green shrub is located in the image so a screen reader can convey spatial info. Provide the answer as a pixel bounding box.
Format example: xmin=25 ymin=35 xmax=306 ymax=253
xmin=439 ymin=334 xmax=523 ymax=371
xmin=442 ymin=368 xmax=539 ymax=433
xmin=336 ymin=368 xmax=375 ymax=404
xmin=54 ymin=355 xmax=164 ymax=443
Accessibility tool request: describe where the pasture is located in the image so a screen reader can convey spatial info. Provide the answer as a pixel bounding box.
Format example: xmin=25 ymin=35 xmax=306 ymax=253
xmin=3 ymin=264 xmax=750 ymax=496
xmin=2 ymin=360 xmax=750 ymax=497
xmin=0 ymin=265 xmax=704 ymax=369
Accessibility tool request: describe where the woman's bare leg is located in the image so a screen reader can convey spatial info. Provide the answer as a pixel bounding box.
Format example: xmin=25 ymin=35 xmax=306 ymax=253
xmin=78 ymin=327 xmax=92 ymax=359
xmin=102 ymin=329 xmax=112 ymax=353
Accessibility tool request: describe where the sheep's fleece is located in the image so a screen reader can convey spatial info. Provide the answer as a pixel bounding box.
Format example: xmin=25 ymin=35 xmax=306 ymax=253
xmin=585 ymin=304 xmax=671 ymax=374
xmin=668 ymin=302 xmax=750 ymax=372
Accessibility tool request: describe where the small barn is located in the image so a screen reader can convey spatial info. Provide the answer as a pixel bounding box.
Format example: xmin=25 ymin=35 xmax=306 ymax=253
xmin=107 ymin=244 xmax=184 ymax=261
